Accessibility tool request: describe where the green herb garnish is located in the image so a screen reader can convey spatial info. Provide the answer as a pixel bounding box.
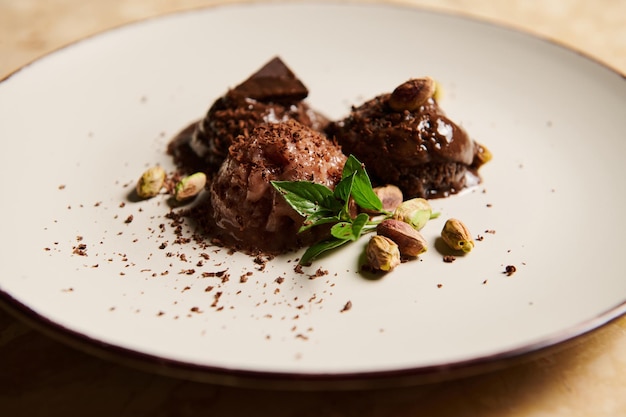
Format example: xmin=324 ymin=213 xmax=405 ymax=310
xmin=272 ymin=155 xmax=386 ymax=265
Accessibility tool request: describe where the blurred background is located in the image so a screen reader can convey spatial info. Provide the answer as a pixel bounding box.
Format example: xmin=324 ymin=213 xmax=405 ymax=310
xmin=1 ymin=0 xmax=625 ymax=78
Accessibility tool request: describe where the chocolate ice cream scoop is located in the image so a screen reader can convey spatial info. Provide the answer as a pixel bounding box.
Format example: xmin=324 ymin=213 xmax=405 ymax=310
xmin=210 ymin=120 xmax=346 ymax=254
xmin=326 ymin=78 xmax=490 ymax=199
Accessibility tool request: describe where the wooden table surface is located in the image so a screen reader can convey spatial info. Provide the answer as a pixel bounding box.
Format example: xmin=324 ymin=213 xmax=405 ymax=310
xmin=1 ymin=1 xmax=625 ymax=416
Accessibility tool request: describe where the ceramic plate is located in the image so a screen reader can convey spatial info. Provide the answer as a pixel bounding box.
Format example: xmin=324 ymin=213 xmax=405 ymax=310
xmin=1 ymin=2 xmax=625 ymax=389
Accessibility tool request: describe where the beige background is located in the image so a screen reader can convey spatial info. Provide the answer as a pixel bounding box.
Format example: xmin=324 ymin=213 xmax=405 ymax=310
xmin=1 ymin=0 xmax=626 ymax=416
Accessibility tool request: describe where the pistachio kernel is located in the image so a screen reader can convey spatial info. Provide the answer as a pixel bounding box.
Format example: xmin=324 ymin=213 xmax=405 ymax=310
xmin=377 ymin=219 xmax=428 ymax=257
xmin=366 ymin=235 xmax=401 ymax=272
xmin=393 ymin=198 xmax=432 ymax=230
xmin=174 ymin=172 xmax=207 ymax=201
xmin=433 ymin=79 xmax=443 ymax=102
xmin=363 ymin=185 xmax=403 ymax=214
xmin=472 ymin=143 xmax=493 ymax=168
xmin=136 ymin=166 xmax=166 ymax=199
xmin=441 ymin=218 xmax=474 ymax=253
xmin=388 ymin=77 xmax=436 ymax=112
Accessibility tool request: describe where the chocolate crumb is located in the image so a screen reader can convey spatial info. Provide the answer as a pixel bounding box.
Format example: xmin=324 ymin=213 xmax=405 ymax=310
xmin=211 ymin=291 xmax=223 ymax=307
xmin=202 ymin=269 xmax=229 ymax=278
xmin=124 ymin=215 xmax=134 ymax=224
xmin=443 ymin=255 xmax=456 ymax=263
xmin=72 ymin=243 xmax=88 ymax=256
xmin=58 ymin=184 xmax=66 ymax=190
xmin=476 ymin=235 xmax=484 ymax=241
xmin=308 ymin=268 xmax=328 ymax=280
xmin=437 ymin=283 xmax=443 ymax=288
xmin=504 ymin=265 xmax=517 ymax=276
xmin=340 ymin=301 xmax=352 ymax=312
xmin=485 ymin=229 xmax=496 ymax=234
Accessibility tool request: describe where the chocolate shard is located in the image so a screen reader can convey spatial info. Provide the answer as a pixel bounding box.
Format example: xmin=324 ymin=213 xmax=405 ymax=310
xmin=233 ymin=56 xmax=309 ymax=103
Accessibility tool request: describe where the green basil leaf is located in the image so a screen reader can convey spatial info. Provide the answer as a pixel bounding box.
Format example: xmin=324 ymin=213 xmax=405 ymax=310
xmin=271 ymin=181 xmax=335 ymax=217
xmin=298 ymin=211 xmax=340 ymax=233
xmin=299 ymin=238 xmax=350 ymax=265
xmin=330 ymin=222 xmax=355 ymax=241
xmin=346 ymin=156 xmax=382 ymax=212
xmin=329 ymin=212 xmax=371 ymax=241
xmin=342 ymin=154 xmax=363 ymax=179
xmin=350 ymin=213 xmax=370 ymax=240
xmin=333 ymin=171 xmax=354 ymax=203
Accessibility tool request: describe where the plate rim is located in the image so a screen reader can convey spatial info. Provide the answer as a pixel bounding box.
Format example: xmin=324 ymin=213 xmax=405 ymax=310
xmin=2 ymin=289 xmax=624 ymax=389
xmin=1 ymin=0 xmax=625 ymax=389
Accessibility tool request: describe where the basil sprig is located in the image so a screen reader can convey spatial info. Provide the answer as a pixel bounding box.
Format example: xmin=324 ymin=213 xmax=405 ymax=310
xmin=271 ymin=155 xmax=385 ymax=265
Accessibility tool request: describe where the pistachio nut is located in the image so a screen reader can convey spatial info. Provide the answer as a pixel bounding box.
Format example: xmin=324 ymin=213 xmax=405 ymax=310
xmin=393 ymin=198 xmax=432 ymax=230
xmin=441 ymin=218 xmax=474 ymax=253
xmin=136 ymin=166 xmax=166 ymax=199
xmin=472 ymin=143 xmax=493 ymax=168
xmin=377 ymin=219 xmax=427 ymax=257
xmin=174 ymin=172 xmax=207 ymax=201
xmin=363 ymin=185 xmax=403 ymax=214
xmin=375 ymin=185 xmax=404 ymax=213
xmin=388 ymin=77 xmax=436 ymax=112
xmin=433 ymin=79 xmax=443 ymax=102
xmin=366 ymin=235 xmax=401 ymax=272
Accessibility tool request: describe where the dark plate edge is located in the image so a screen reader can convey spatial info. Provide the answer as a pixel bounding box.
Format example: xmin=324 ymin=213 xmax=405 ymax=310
xmin=2 ymin=287 xmax=625 ymax=390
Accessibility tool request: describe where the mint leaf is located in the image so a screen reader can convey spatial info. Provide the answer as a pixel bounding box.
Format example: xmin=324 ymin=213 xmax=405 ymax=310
xmin=341 ymin=154 xmax=363 ymax=179
xmin=299 ymin=238 xmax=350 ymax=265
xmin=330 ymin=222 xmax=354 ymax=241
xmin=333 ymin=171 xmax=354 ymax=202
xmin=271 ymin=181 xmax=337 ymax=217
xmin=331 ymin=213 xmax=371 ymax=241
xmin=272 ymin=157 xmax=388 ymax=266
xmin=351 ymin=213 xmax=370 ymax=239
xmin=344 ymin=155 xmax=382 ymax=212
xmin=298 ymin=210 xmax=339 ymax=232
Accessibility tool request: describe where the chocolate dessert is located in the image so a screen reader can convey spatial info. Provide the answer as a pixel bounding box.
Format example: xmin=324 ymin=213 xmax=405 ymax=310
xmin=168 ymin=57 xmax=329 ymax=176
xmin=209 ymin=120 xmax=346 ymax=254
xmin=326 ymin=78 xmax=490 ymax=198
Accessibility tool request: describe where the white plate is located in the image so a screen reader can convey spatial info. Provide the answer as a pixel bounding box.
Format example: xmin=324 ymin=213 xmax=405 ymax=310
xmin=1 ymin=2 xmax=625 ymax=389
